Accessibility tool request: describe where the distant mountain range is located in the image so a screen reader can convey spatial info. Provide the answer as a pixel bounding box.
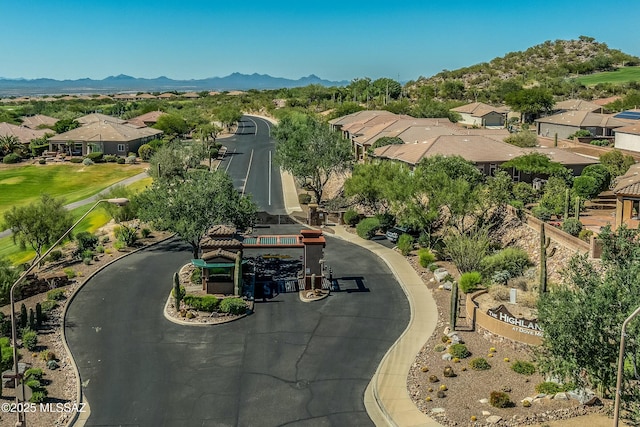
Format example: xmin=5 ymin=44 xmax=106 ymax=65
xmin=0 ymin=73 xmax=350 ymax=97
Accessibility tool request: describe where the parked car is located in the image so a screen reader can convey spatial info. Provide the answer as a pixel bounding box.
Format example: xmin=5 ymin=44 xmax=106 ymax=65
xmin=385 ymin=225 xmax=418 ymax=243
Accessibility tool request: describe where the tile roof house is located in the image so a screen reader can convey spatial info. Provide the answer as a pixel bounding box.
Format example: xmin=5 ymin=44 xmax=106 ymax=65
xmin=613 ymin=124 xmax=640 ymax=153
xmin=77 ymin=113 xmax=126 ymax=125
xmin=372 ymin=134 xmax=596 ymax=182
xmin=0 ymin=122 xmax=52 ymax=145
xmin=592 ymin=96 xmax=621 ymax=106
xmin=126 ymin=111 xmax=167 ymax=128
xmin=19 ymin=114 xmax=59 ymax=130
xmin=613 ymin=163 xmax=640 ymax=229
xmin=450 ymin=102 xmax=509 ymax=127
xmin=535 ymin=111 xmax=634 ymax=139
xmin=553 ymin=99 xmax=603 ymax=113
xmin=47 ymin=120 xmax=163 ymax=156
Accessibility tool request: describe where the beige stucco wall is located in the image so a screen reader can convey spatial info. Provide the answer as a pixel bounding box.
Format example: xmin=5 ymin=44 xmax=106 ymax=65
xmin=614 ymin=133 xmax=640 ymax=153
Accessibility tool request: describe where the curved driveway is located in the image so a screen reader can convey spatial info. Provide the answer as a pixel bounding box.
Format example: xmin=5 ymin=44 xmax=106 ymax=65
xmin=65 ymin=116 xmax=411 ymax=426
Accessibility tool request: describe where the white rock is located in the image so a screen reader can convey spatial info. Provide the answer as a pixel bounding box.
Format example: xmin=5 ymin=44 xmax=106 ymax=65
xmin=479 ymin=398 xmax=489 ymax=404
xmin=433 ymin=268 xmax=449 ymax=282
xmin=431 ymin=407 xmax=445 ymax=414
xmin=554 ymin=392 xmax=568 ymax=400
xmin=482 ymin=410 xmax=491 ymax=416
xmin=486 ymin=415 xmax=502 ymax=424
xmin=441 ymin=353 xmax=453 ymax=361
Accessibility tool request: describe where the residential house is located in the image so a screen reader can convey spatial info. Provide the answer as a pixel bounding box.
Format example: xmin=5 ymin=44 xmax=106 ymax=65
xmin=126 ymin=111 xmax=167 ymax=128
xmin=450 ymin=102 xmax=509 ymax=127
xmin=613 ymin=163 xmax=640 ymax=229
xmin=0 ymin=122 xmax=51 ymax=145
xmin=535 ymin=111 xmax=633 ymax=139
xmin=157 ymin=92 xmax=176 ymax=99
xmin=553 ymin=99 xmax=603 ymax=113
xmin=371 ymin=134 xmax=596 ymax=181
xmin=614 ymin=124 xmax=640 ymax=153
xmin=77 ymin=113 xmax=126 ymax=125
xmin=19 ymin=114 xmax=59 ymax=130
xmin=47 ymin=120 xmax=162 ymax=156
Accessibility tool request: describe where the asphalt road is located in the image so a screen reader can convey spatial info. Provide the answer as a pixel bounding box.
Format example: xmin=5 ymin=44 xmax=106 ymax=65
xmin=65 ymin=118 xmax=411 ymax=426
xmin=65 ymin=226 xmax=410 ymax=426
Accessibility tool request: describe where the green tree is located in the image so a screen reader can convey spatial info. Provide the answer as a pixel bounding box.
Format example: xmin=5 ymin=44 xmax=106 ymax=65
xmin=136 ymin=170 xmax=257 ymax=259
xmin=102 ymin=185 xmax=139 ymax=222
xmin=600 ymin=149 xmax=635 ymax=178
xmin=537 ymin=225 xmax=640 ymax=410
xmin=503 ymin=131 xmax=538 ymax=147
xmin=153 ymin=114 xmax=190 ymax=140
xmin=51 ymin=118 xmax=80 ymax=134
xmin=344 ymin=161 xmax=398 ymax=212
xmin=0 ymin=257 xmax=21 ymax=305
xmin=3 ymin=194 xmax=74 ymax=260
xmin=0 ymin=135 xmax=23 ymax=156
xmin=504 ymin=88 xmax=554 ymax=122
xmin=500 ymin=152 xmax=571 ymax=182
xmin=148 ymin=142 xmax=195 ymax=182
xmin=216 ymin=106 xmax=243 ymax=131
xmin=369 ymin=136 xmax=404 ymax=151
xmin=273 ymin=114 xmax=352 ymax=203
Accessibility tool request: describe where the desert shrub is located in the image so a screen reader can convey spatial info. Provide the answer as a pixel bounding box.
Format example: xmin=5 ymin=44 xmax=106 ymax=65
xmin=38 ymin=158 xmax=46 ymax=165
xmin=511 ymin=360 xmax=536 ymax=375
xmin=47 ymin=289 xmax=66 ymax=301
xmin=444 ymin=228 xmax=490 ymax=273
xmin=356 ymin=217 xmax=380 ymax=240
xmin=22 ymin=329 xmax=38 ymax=351
xmin=531 ymin=206 xmax=552 ymax=221
xmin=190 ymin=268 xmax=202 ymax=284
xmin=101 ymin=236 xmax=110 ymax=244
xmin=572 ymin=175 xmax=599 ymax=199
xmin=47 ymin=250 xmax=63 ymax=262
xmin=578 ymin=228 xmax=593 ymax=242
xmin=116 ymin=157 xmax=125 ymax=164
xmin=138 ymin=143 xmax=154 ymax=161
xmin=535 ymin=381 xmax=563 ymax=394
xmin=343 ymin=209 xmax=360 ymax=227
xmin=75 ymin=231 xmax=98 ymax=255
xmin=418 ymin=248 xmax=436 ymax=267
xmin=86 ymin=151 xmax=103 ymax=161
xmin=397 ymin=234 xmax=414 ymax=256
xmin=219 ymin=297 xmax=247 ymax=315
xmin=63 ymin=267 xmax=76 ymax=278
xmin=459 ymin=271 xmax=482 ymax=293
xmin=113 ymin=240 xmax=126 ymax=251
xmin=29 ymin=389 xmax=48 ymax=403
xmin=183 ymin=295 xmax=220 ymax=312
xmin=0 ymin=339 xmax=13 ymax=371
xmin=428 ymin=263 xmax=439 ymax=272
xmin=590 ymin=139 xmax=610 ymax=147
xmin=448 ymin=343 xmax=470 ymax=359
xmin=115 ymin=224 xmax=138 ymax=246
xmin=40 ymin=300 xmax=57 ymax=312
xmin=434 ymin=344 xmax=446 ymax=352
xmin=141 ymin=228 xmax=151 ymax=238
xmin=569 ymin=129 xmax=593 ymax=139
xmin=103 ymin=154 xmax=118 ymax=163
xmin=490 ymin=391 xmax=512 ymax=408
xmin=491 ymin=270 xmax=511 ymax=285
xmin=125 ymin=155 xmax=137 ymax=164
xmin=95 ymin=245 xmax=105 ymax=253
xmin=39 ymin=349 xmax=56 ymax=361
xmin=24 ymin=368 xmax=43 ymax=381
xmin=518 ymin=292 xmax=538 ymax=309
xmin=562 ymin=218 xmax=583 ymax=237
xmin=298 ymin=193 xmax=312 ymax=205
xmin=82 ymin=158 xmax=94 ymax=166
xmin=512 ymin=182 xmax=537 ymax=205
xmin=480 ymin=247 xmax=532 ymax=278
xmin=82 ymin=257 xmax=91 ymax=265
xmin=470 ymin=357 xmax=491 ymax=370
xmin=489 ymin=284 xmax=510 ymax=300
xmin=582 ymin=164 xmax=611 ymax=192
xmin=69 ymin=157 xmax=83 ymax=163
xmin=2 ymin=153 xmax=21 ymax=164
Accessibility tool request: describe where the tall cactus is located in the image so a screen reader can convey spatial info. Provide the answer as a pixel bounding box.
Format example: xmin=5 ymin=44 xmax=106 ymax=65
xmin=564 ymin=188 xmax=570 ymax=220
xmin=554 ymin=133 xmax=558 ymax=147
xmin=173 ymin=272 xmax=182 ymax=309
xmin=539 ymin=223 xmax=556 ymax=295
xmin=450 ymin=281 xmax=459 ymax=330
xmin=574 ymin=196 xmax=580 ymax=219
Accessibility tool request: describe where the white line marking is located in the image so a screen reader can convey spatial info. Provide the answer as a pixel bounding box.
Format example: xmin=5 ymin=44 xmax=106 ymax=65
xmin=247 ymin=117 xmax=258 ymax=135
xmin=268 ymin=150 xmax=272 ymax=206
xmin=242 ymin=149 xmax=254 ymax=196
xmin=224 ymin=148 xmax=236 ymax=173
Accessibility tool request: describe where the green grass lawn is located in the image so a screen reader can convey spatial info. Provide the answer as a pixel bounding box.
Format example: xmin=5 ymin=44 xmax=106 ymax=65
xmin=0 ymin=162 xmax=146 ymax=218
xmin=575 ymin=66 xmax=640 ymax=86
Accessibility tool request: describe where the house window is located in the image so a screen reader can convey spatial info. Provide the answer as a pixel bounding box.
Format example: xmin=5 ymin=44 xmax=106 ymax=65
xmin=512 ymin=168 xmax=520 ymax=182
xmin=489 ymin=163 xmax=497 ymax=177
xmin=117 ymin=144 xmax=126 ymax=153
xmin=477 ymin=165 xmax=485 ymax=174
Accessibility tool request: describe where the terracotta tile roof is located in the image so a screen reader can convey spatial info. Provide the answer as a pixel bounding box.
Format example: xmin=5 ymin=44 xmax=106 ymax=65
xmin=535 ymin=111 xmax=633 ymax=128
xmin=451 ymin=102 xmax=509 ymax=116
xmin=201 ymin=248 xmax=239 ymax=261
xmin=0 ymin=122 xmax=51 ymax=144
xmin=77 ymin=113 xmax=126 ymax=125
xmin=19 ymin=114 xmax=59 ymax=129
xmin=157 ymin=93 xmax=175 ymax=98
xmin=47 ymin=120 xmax=162 ymax=143
xmin=553 ymin=99 xmax=602 ymax=112
xmin=614 ymin=163 xmax=640 ymax=196
xmin=373 ymin=135 xmax=597 ymax=167
xmin=126 ymin=111 xmax=166 ymax=127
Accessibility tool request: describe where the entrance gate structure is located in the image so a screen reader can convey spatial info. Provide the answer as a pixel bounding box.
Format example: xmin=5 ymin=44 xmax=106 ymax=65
xmin=194 ymin=226 xmax=327 ymax=296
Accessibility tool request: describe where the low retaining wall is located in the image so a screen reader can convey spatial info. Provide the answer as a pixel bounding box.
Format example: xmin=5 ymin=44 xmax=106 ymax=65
xmin=466 ymin=290 xmax=542 ymax=346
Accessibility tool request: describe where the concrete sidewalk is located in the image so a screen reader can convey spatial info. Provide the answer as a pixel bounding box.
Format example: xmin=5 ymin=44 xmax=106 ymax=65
xmin=329 ymin=227 xmax=442 ymax=427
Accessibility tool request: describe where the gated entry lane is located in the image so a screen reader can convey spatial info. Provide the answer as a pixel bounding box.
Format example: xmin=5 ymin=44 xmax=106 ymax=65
xmin=65 ymin=225 xmax=410 ymax=426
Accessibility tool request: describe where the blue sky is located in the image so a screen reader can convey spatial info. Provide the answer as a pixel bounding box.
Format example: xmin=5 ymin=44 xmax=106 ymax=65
xmin=2 ymin=0 xmax=640 ymax=82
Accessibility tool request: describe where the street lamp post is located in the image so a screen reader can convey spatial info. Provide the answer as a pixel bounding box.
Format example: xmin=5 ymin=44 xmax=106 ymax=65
xmin=613 ymin=304 xmax=640 ymax=427
xmin=8 ymin=198 xmax=128 ymax=427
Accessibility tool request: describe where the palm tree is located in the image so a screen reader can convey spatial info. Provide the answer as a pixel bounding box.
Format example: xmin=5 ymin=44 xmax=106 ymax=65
xmin=0 ymin=135 xmax=23 ymax=156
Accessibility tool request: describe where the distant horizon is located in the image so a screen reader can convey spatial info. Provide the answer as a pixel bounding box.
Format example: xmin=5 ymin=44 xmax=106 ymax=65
xmin=2 ymin=1 xmax=639 ymax=83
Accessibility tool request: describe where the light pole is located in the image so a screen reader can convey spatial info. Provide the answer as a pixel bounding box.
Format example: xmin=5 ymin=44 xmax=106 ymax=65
xmin=8 ymin=198 xmax=128 ymax=427
xmin=613 ymin=304 xmax=640 ymax=427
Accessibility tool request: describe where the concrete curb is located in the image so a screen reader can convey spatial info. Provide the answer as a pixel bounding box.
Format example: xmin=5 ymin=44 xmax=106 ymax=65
xmin=162 ymin=293 xmax=251 ymax=326
xmin=63 ymin=234 xmax=176 ymax=427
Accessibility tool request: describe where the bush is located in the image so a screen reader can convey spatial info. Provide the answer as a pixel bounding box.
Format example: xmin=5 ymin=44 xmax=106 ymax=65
xmin=298 ymin=193 xmax=312 ymax=204
xmin=47 ymin=288 xmax=66 ymax=301
xmin=590 ymin=139 xmax=610 ymax=147
xmin=512 ymin=182 xmax=537 ymax=205
xmin=470 ymin=357 xmax=491 ymax=370
xmin=356 ymin=217 xmax=380 ymax=240
xmin=535 ymin=381 xmax=563 ymax=394
xmin=38 ymin=158 xmax=46 ymax=165
xmin=141 ymin=228 xmax=152 ymax=238
xmin=138 ymin=143 xmax=155 ymax=161
xmin=75 ymin=231 xmax=99 ymax=254
xmin=219 ymin=297 xmax=247 ymax=315
xmin=69 ymin=157 xmax=83 ymax=163
xmin=489 ymin=284 xmax=510 ymax=300
xmin=22 ymin=329 xmax=38 ymax=351
xmin=448 ymin=344 xmax=470 ymax=359
xmin=578 ymin=228 xmax=593 ymax=242
xmin=562 ymin=218 xmax=583 ymax=237
xmin=86 ymin=151 xmax=104 ymax=161
xmin=40 ymin=300 xmax=58 ymax=312
xmin=183 ymin=295 xmax=220 ymax=312
xmin=115 ymin=225 xmax=138 ymax=246
xmin=582 ymin=164 xmax=611 ymax=192
xmin=375 ymin=213 xmax=395 ymax=233
xmin=418 ymin=248 xmax=436 ymax=267
xmin=82 ymin=158 xmax=94 ymax=166
xmin=95 ymin=245 xmax=105 ymax=253
xmin=531 ymin=206 xmax=552 ymax=221
xmin=114 ymin=240 xmax=126 ymax=251
xmin=103 ymin=154 xmax=118 ymax=163
xmin=444 ymin=228 xmax=490 ymax=273
xmin=24 ymin=368 xmax=43 ymax=381
xmin=125 ymin=155 xmax=137 ymax=164
xmin=459 ymin=271 xmax=482 ymax=293
xmin=171 ymin=285 xmax=186 ymax=300
xmin=0 ymin=341 xmax=13 ymax=371
xmin=190 ymin=268 xmax=202 ymax=284
xmin=29 ymin=390 xmax=48 ymax=403
xmin=343 ymin=209 xmax=360 ymax=227
xmin=490 ymin=391 xmax=512 ymax=408
xmin=480 ymin=247 xmax=532 ymax=278
xmin=397 ymin=234 xmax=414 ymax=256
xmin=47 ymin=250 xmax=63 ymax=262
xmin=511 ymin=360 xmax=536 ymax=375
xmin=2 ymin=153 xmax=21 ymax=164
xmin=572 ymin=175 xmax=599 ymax=199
